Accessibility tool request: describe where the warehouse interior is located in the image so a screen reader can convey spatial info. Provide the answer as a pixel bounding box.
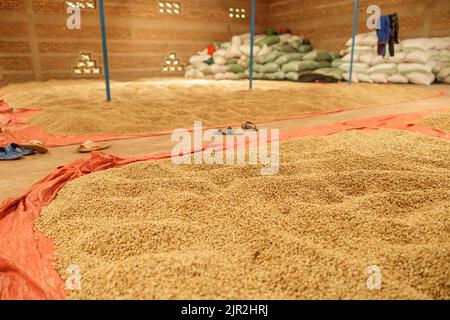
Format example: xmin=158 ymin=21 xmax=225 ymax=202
xmin=0 ymin=0 xmax=449 ymax=300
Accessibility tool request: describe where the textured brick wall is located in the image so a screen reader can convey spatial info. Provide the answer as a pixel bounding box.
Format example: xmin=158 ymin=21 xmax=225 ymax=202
xmin=1 ymin=0 xmax=450 ymax=84
xmin=266 ymin=0 xmax=450 ymax=52
xmin=0 ymin=0 xmax=267 ymax=84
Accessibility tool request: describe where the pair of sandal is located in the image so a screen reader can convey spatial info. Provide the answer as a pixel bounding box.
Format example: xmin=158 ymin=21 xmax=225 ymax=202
xmin=0 ymin=141 xmax=47 ymax=160
xmin=216 ymin=122 xmax=258 ymax=136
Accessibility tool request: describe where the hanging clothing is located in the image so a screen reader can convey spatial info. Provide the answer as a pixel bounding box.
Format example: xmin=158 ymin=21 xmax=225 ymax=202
xmin=377 ymin=16 xmax=391 ymax=57
xmin=388 ymin=13 xmax=399 ymax=56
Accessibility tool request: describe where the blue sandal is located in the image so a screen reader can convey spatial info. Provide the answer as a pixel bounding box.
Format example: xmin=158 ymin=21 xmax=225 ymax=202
xmin=6 ymin=143 xmax=35 ymax=156
xmin=0 ymin=147 xmax=23 ymax=160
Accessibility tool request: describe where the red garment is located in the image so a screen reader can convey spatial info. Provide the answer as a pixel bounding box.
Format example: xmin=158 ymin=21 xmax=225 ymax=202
xmin=207 ymin=45 xmax=216 ymax=56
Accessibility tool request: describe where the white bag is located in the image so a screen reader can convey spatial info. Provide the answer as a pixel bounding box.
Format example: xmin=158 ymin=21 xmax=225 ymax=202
xmin=214 ymin=56 xmax=227 ymax=65
xmin=231 ymin=35 xmax=242 ymax=47
xmin=213 ymin=49 xmax=227 ymax=58
xmin=278 ymin=33 xmax=292 ymax=44
xmin=371 ymin=55 xmax=386 ymax=66
xmin=239 ymin=44 xmax=260 ymax=57
xmin=346 ymin=46 xmax=375 ymax=55
xmin=340 ymin=62 xmax=370 ymax=73
xmin=342 ymin=53 xmax=360 ymax=63
xmin=359 ymin=54 xmax=375 ymax=65
xmin=224 ymin=47 xmax=242 ymax=59
xmin=405 ymin=50 xmax=440 ymax=64
xmin=343 ymin=72 xmax=360 ymax=83
xmin=367 ymin=63 xmax=397 ymax=75
xmin=398 ymin=63 xmax=433 ymax=75
xmin=361 ymin=33 xmax=378 ymax=47
xmin=388 ymin=74 xmax=409 ymax=84
xmin=402 ymin=38 xmax=435 ymax=52
xmin=407 ymin=72 xmax=435 ymax=85
xmin=370 ymin=73 xmax=389 ymax=84
xmin=385 ymin=52 xmax=407 ymax=64
xmin=357 ymin=73 xmax=374 ymax=83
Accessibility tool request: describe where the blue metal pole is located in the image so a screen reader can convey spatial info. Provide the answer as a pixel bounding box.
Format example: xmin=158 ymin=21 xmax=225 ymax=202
xmin=249 ymin=0 xmax=256 ymax=90
xmin=99 ymin=0 xmax=111 ymax=101
xmin=348 ymin=0 xmax=359 ymax=85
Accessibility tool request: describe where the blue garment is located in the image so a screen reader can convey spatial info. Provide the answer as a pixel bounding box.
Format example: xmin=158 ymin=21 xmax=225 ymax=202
xmin=377 ymin=16 xmax=391 ymax=56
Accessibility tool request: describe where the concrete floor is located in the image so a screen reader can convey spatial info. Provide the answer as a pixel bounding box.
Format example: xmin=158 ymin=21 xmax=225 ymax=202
xmin=1 ymin=84 xmax=449 ymax=201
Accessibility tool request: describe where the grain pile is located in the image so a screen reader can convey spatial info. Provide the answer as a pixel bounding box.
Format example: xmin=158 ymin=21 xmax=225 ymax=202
xmin=418 ymin=110 xmax=450 ymax=132
xmin=36 ymin=130 xmax=450 ymax=300
xmin=2 ymin=79 xmax=438 ymax=136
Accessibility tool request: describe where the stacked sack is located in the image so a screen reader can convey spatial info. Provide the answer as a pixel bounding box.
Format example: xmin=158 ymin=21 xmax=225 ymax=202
xmin=185 ymin=33 xmax=343 ymax=82
xmin=340 ymin=32 xmax=450 ymax=85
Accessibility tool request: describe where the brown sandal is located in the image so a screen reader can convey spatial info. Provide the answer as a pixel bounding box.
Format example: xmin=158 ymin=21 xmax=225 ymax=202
xmin=241 ymin=121 xmax=258 ymax=131
xmin=77 ymin=140 xmax=110 ymax=153
xmin=21 ymin=140 xmax=48 ymax=154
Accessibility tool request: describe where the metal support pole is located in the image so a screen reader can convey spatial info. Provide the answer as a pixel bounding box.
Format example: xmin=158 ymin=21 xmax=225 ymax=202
xmin=249 ymin=0 xmax=256 ymax=90
xmin=348 ymin=0 xmax=359 ymax=85
xmin=99 ymin=0 xmax=111 ymax=101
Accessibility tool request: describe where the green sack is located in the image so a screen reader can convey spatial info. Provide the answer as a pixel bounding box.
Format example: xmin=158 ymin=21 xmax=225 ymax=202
xmin=275 ymin=53 xmax=304 ymax=65
xmin=291 ymin=40 xmax=302 ymax=51
xmin=297 ymin=44 xmax=313 ymax=53
xmin=227 ymin=63 xmax=245 ymax=74
xmin=237 ymin=72 xmax=248 ymax=79
xmin=275 ymin=44 xmax=296 ymax=53
xmin=285 ymin=72 xmax=300 ymax=81
xmin=254 ymin=72 xmax=265 ymax=80
xmin=263 ymin=51 xmax=283 ymax=64
xmin=262 ymin=62 xmax=280 ymax=73
xmin=312 ymin=67 xmax=343 ymax=80
xmin=264 ymin=71 xmax=285 ymax=80
xmin=303 ymin=50 xmax=332 ymax=61
xmin=329 ymin=52 xmax=341 ymax=60
xmin=256 ymin=35 xmax=280 ymax=48
xmin=331 ymin=59 xmax=343 ymax=68
xmin=239 ymin=60 xmax=249 ymax=69
xmin=255 ymin=54 xmax=266 ymax=64
xmin=317 ymin=60 xmax=331 ymax=68
xmin=252 ymin=63 xmax=264 ymax=73
xmin=192 ymin=62 xmax=212 ymax=74
xmin=225 ymin=58 xmax=239 ymax=65
xmin=282 ymin=60 xmax=319 ymax=73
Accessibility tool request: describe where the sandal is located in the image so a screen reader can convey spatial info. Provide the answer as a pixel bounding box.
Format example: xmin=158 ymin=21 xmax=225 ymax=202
xmin=77 ymin=140 xmax=110 ymax=153
xmin=6 ymin=143 xmax=35 ymax=156
xmin=0 ymin=146 xmax=23 ymax=160
xmin=241 ymin=121 xmax=258 ymax=131
xmin=21 ymin=140 xmax=48 ymax=154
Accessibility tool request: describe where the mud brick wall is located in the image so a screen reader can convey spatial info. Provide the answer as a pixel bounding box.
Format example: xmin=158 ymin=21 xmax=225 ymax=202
xmin=1 ymin=0 xmax=450 ymax=84
xmin=266 ymin=0 xmax=450 ymax=52
xmin=0 ymin=0 xmax=267 ymax=84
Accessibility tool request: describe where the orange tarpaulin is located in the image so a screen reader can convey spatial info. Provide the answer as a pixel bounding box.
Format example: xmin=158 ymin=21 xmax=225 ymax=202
xmin=0 ymin=108 xmax=449 ymax=300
